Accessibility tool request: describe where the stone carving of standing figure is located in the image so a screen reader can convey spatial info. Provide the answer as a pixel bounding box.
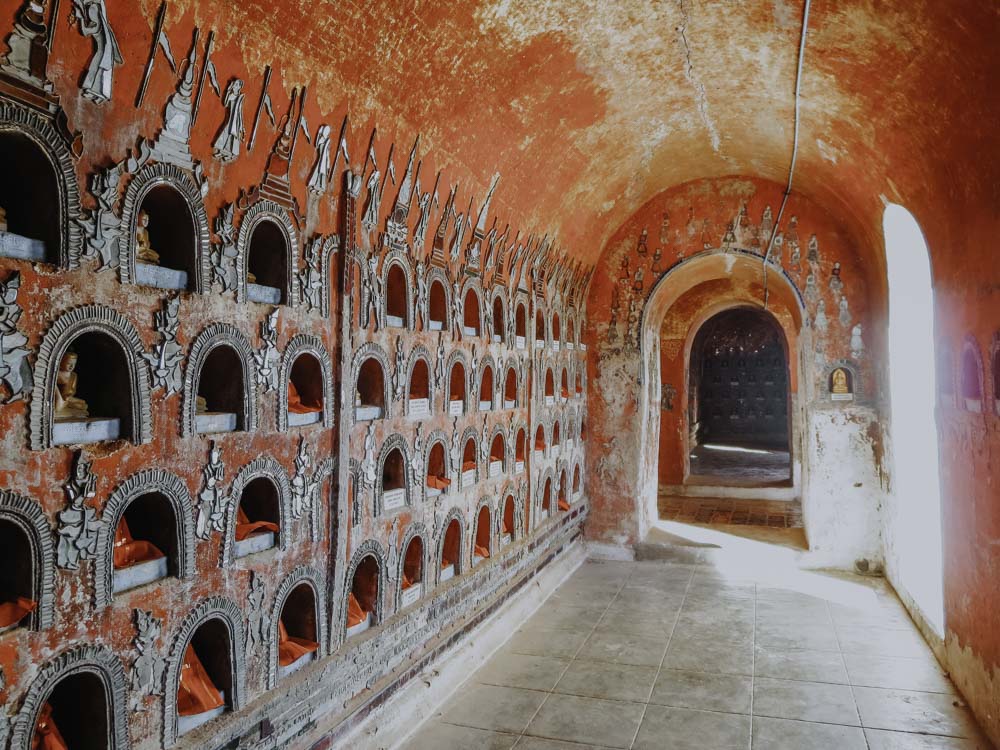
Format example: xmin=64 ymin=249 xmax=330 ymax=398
xmin=71 ymin=0 xmax=122 ymax=105
xmin=246 ymin=572 xmax=270 ymax=655
xmin=57 ymin=453 xmax=101 ymax=569
xmin=414 ymin=260 xmax=427 ymax=329
xmin=213 ymin=78 xmax=245 ymax=162
xmin=308 ymin=124 xmax=332 ymax=195
xmin=196 ymin=441 xmax=226 ymax=539
xmin=130 ymin=609 xmax=166 ymax=709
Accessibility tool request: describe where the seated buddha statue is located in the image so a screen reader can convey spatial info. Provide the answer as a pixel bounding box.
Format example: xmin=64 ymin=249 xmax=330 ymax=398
xmin=54 ymin=351 xmax=90 ymax=420
xmin=33 ymin=702 xmax=68 ymax=750
xmin=288 ymin=381 xmax=322 ymax=414
xmin=277 ymin=618 xmax=319 ymax=666
xmin=135 ymin=210 xmax=160 ymax=265
xmin=196 ymin=394 xmax=209 ymax=414
xmin=832 ymin=368 xmax=850 ymax=395
xmin=177 ymin=644 xmax=224 ymax=717
xmin=113 ymin=517 xmax=165 ymax=569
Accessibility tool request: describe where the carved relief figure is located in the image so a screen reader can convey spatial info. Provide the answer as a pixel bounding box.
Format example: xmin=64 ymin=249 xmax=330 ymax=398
xmin=57 ymin=453 xmax=101 ymax=569
xmin=831 ymin=368 xmax=850 ymax=395
xmin=850 ymin=324 xmax=864 ymax=359
xmin=196 ymin=441 xmax=226 ymax=539
xmin=307 ymin=124 xmax=332 ymax=195
xmin=829 ymin=261 xmax=844 ymax=297
xmin=144 ymin=297 xmax=183 ymax=394
xmin=134 ymin=210 xmax=159 ymax=265
xmin=210 ymin=204 xmax=239 ymax=292
xmin=255 ymin=308 xmax=281 ymax=391
xmin=410 ymin=424 xmax=423 ymax=485
xmin=839 ymin=296 xmax=851 ymax=327
xmin=393 ymin=336 xmax=406 ymax=402
xmin=414 ymin=260 xmax=427 ymax=329
xmin=361 ymin=422 xmax=377 ymax=490
xmin=246 ymin=572 xmax=270 ymax=655
xmin=291 ymin=437 xmax=316 ymax=519
xmin=130 ymin=609 xmax=166 ymax=709
xmin=71 ymin=0 xmax=123 ymax=104
xmin=299 ymin=236 xmax=324 ymax=312
xmin=212 ymin=78 xmax=246 ymax=162
xmin=814 ymin=299 xmax=828 ymax=334
xmin=0 ymin=271 xmax=33 ymax=403
xmin=54 ymin=351 xmax=90 ymax=419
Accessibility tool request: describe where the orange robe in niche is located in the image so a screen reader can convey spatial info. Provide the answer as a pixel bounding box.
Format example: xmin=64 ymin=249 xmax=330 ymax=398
xmin=561 ymin=387 xmax=569 ymax=398
xmin=502 ymin=519 xmax=513 ymax=535
xmin=113 ymin=517 xmax=165 ymax=569
xmin=288 ymin=381 xmax=322 ymax=414
xmin=461 ymin=460 xmax=476 ymax=472
xmin=177 ymin=644 xmax=225 ymax=716
xmin=558 ymin=498 xmax=571 ymax=512
xmin=346 ymin=592 xmax=368 ymax=628
xmin=535 ymin=439 xmax=545 ymax=451
xmin=32 ymin=703 xmax=68 ymax=750
xmin=235 ymin=507 xmax=279 ymax=541
xmin=0 ymin=595 xmax=37 ymax=628
xmin=277 ymin=619 xmax=319 ymax=666
xmin=401 ymin=573 xmax=414 ymax=590
xmin=426 ymin=474 xmax=451 ymax=490
xmin=474 ymin=544 xmax=490 ymax=558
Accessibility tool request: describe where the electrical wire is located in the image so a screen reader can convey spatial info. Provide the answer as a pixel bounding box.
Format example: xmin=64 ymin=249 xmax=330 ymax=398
xmin=762 ymin=0 xmax=812 ymax=309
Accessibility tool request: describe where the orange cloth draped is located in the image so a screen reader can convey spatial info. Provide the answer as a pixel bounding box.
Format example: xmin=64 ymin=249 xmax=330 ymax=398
xmin=0 ymin=596 xmax=37 ymax=628
xmin=113 ymin=517 xmax=165 ymax=569
xmin=490 ymin=454 xmax=503 ymax=464
xmin=177 ymin=644 xmax=224 ymax=716
xmin=461 ymin=461 xmax=476 ymax=472
xmin=277 ymin=620 xmax=319 ymax=666
xmin=346 ymin=592 xmax=368 ymax=628
xmin=235 ymin=507 xmax=279 ymax=541
xmin=401 ymin=573 xmax=414 ymax=590
xmin=441 ymin=558 xmax=453 ymax=570
xmin=474 ymin=544 xmax=490 ymax=559
xmin=534 ymin=439 xmax=545 ymax=451
xmin=561 ymin=387 xmax=569 ymax=398
xmin=426 ymin=474 xmax=451 ymax=490
xmin=450 ymin=393 xmax=463 ymax=402
xmin=502 ymin=519 xmax=513 ymax=534
xmin=558 ymin=498 xmax=571 ymax=512
xmin=32 ymin=703 xmax=68 ymax=750
xmin=288 ymin=381 xmax=322 ymax=414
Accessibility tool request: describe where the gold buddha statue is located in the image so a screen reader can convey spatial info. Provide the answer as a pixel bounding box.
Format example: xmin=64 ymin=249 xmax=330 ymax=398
xmin=54 ymin=350 xmax=90 ymax=420
xmin=135 ymin=210 xmax=160 ymax=265
xmin=832 ymin=368 xmax=850 ymax=395
xmin=196 ymin=394 xmax=209 ymax=414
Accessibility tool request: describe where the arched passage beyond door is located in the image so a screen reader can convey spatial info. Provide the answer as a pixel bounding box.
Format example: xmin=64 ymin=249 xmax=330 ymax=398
xmin=686 ymin=307 xmax=792 ymax=484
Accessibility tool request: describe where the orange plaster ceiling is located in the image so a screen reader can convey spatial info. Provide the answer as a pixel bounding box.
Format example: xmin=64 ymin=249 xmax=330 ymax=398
xmin=139 ymin=0 xmax=999 ymax=266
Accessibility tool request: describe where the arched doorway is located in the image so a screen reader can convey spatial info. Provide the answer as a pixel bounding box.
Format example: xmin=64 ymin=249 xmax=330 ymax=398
xmin=686 ymin=306 xmax=792 ymax=485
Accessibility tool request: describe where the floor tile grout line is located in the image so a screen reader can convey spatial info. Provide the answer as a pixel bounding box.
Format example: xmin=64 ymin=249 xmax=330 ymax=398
xmin=514 ymin=562 xmax=636 ymax=746
xmin=626 ymin=563 xmax=697 ymax=750
xmin=827 ymin=598 xmax=872 ymax=750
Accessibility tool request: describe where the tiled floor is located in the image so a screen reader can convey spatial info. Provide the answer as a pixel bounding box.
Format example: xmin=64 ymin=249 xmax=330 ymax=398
xmin=403 ymin=560 xmax=994 ymax=749
xmin=688 ymin=443 xmax=791 ymax=486
xmin=658 ymin=495 xmax=804 ymax=528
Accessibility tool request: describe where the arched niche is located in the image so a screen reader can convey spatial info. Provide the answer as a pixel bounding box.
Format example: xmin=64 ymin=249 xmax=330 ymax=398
xmin=540 ymin=475 xmax=552 ymax=519
xmin=543 ymin=368 xmax=555 ymax=404
xmin=345 ymin=543 xmax=385 ymax=638
xmin=222 ymin=457 xmax=291 ymax=565
xmin=491 ymin=294 xmax=506 ymax=344
xmin=448 ymin=358 xmax=467 ymax=416
xmin=406 ymin=353 xmax=432 ymax=417
xmin=514 ymin=301 xmax=528 ymax=348
xmin=437 ymin=513 xmax=463 ymax=583
xmin=479 ymin=364 xmax=495 ymax=411
xmin=960 ymin=336 xmax=984 ymax=413
xmin=398 ymin=526 xmax=426 ymax=609
xmin=268 ymin=567 xmax=326 ymax=687
xmin=384 ymin=259 xmax=411 ymax=328
xmin=427 ymin=276 xmax=448 ymax=332
xmin=461 ymin=434 xmax=478 ymax=489
xmin=552 ymin=312 xmax=562 ymax=348
xmin=500 ymin=493 xmax=517 ymax=544
xmin=560 ymin=369 xmax=570 ymax=401
xmin=503 ymin=366 xmax=518 ymax=408
xmin=534 ymin=424 xmax=547 ymax=457
xmin=279 ymin=336 xmax=333 ymax=431
xmin=558 ymin=469 xmax=569 ymax=511
xmin=354 ymin=346 xmax=390 ymax=421
xmin=514 ymin=427 xmax=527 ymax=471
xmin=425 ymin=439 xmax=450 ymax=498
xmin=489 ymin=432 xmax=506 ymax=478
xmin=11 ymin=645 xmax=129 ymax=750
xmin=573 ymin=464 xmax=582 ymax=498
xmin=472 ymin=504 xmax=491 ymax=565
xmin=0 ymin=101 xmax=82 ymax=267
xmin=120 ymin=163 xmax=210 ymax=292
xmin=535 ymin=308 xmax=547 ymax=348
xmin=183 ymin=324 xmax=257 ymax=436
xmin=552 ymin=420 xmax=562 ymax=448
xmin=237 ymin=200 xmax=299 ymax=306
xmin=30 ymin=305 xmax=153 ymax=449
xmin=94 ymin=470 xmax=195 ymax=608
xmin=575 ymin=368 xmax=584 ymax=396
xmin=462 ymin=286 xmax=482 ymax=337
xmin=937 ymin=345 xmax=955 ymax=407
xmin=0 ymin=490 xmax=55 ymax=631
xmin=164 ymin=597 xmax=245 ymax=745
xmin=378 ymin=437 xmax=409 ymax=513
xmin=566 ymin=314 xmax=578 ymax=348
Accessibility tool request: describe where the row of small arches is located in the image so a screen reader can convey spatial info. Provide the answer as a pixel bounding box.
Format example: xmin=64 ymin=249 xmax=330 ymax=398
xmin=938 ymin=334 xmax=1000 ymax=416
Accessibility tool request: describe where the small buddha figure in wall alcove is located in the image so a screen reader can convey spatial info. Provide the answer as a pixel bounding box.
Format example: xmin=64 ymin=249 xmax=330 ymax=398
xmin=136 ymin=211 xmax=160 ymax=265
xmin=830 ymin=367 xmax=854 ymax=401
xmin=55 ymin=351 xmax=90 ymax=419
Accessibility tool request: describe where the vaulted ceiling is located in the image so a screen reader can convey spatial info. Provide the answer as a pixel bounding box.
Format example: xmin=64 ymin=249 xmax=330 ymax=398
xmin=163 ymin=0 xmax=997 ymax=267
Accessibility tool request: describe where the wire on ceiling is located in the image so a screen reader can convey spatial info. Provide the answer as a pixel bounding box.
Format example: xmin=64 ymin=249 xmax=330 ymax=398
xmin=762 ymin=0 xmax=812 ymax=309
